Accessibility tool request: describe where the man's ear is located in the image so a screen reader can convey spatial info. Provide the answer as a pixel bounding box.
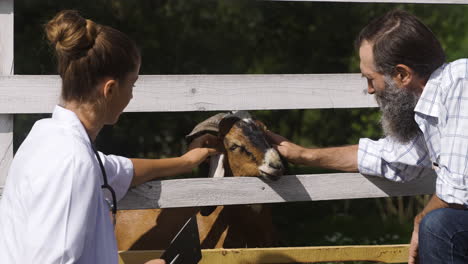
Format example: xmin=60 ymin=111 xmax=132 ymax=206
xmin=102 ymin=79 xmax=117 ymax=100
xmin=393 ymin=64 xmax=414 ymax=87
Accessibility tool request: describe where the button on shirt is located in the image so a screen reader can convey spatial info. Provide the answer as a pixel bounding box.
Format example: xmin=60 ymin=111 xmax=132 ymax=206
xmin=0 ymin=105 xmax=134 ymax=263
xmin=358 ymin=59 xmax=468 ymax=206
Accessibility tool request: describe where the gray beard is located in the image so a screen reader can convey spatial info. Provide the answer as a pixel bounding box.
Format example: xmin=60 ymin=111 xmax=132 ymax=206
xmin=374 ymin=76 xmax=421 ymax=143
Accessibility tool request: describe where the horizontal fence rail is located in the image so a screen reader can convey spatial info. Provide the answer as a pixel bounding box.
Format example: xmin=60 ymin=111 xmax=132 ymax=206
xmin=119 ymin=173 xmax=436 ymax=210
xmin=119 ymin=244 xmax=410 ymax=264
xmin=0 ymin=74 xmax=376 ymax=114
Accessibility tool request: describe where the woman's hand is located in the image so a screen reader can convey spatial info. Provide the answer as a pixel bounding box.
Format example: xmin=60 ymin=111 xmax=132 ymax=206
xmin=130 ymin=134 xmax=221 ymax=185
xmin=184 ymin=134 xmax=221 ymax=167
xmin=188 ymin=133 xmax=221 ymax=151
xmin=182 ymin=147 xmax=218 ymax=168
xmin=265 ymin=130 xmax=307 ymax=165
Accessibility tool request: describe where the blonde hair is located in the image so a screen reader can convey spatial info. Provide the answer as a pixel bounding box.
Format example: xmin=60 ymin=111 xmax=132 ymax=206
xmin=45 ymin=10 xmax=140 ymax=103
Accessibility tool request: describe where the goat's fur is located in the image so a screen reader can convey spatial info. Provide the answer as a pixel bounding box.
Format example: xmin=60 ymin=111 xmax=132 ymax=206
xmin=115 ymin=112 xmax=283 ymax=250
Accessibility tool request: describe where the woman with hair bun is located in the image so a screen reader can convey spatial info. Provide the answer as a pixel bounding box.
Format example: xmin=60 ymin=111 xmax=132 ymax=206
xmin=0 ymin=10 xmax=216 ymax=264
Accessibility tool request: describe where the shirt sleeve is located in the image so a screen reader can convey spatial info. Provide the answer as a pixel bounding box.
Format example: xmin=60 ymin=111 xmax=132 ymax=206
xmin=97 ymin=152 xmax=134 ymax=201
xmin=25 ymin=146 xmax=99 ymax=264
xmin=430 ymin=78 xmax=468 ymax=205
xmin=358 ymin=133 xmax=436 ymax=182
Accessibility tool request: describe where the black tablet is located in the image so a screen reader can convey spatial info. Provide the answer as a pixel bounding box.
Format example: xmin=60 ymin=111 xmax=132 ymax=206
xmin=160 ymin=215 xmax=202 ymax=264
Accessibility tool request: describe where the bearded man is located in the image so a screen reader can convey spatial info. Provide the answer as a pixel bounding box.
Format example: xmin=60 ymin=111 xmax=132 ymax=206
xmin=267 ymin=9 xmax=468 ymax=263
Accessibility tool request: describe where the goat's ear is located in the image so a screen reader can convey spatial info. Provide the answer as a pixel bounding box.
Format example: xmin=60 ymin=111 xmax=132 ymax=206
xmin=254 ymin=119 xmax=268 ymax=132
xmin=219 ymin=116 xmax=240 ymax=137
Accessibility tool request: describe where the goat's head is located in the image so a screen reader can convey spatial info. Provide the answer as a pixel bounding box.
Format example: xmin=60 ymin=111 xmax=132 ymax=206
xmin=219 ymin=115 xmax=284 ymax=180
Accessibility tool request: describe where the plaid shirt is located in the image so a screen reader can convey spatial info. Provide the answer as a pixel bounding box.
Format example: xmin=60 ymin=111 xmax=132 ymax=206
xmin=358 ymin=59 xmax=468 ymax=206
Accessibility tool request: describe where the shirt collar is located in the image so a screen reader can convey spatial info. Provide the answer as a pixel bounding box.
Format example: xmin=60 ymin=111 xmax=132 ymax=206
xmin=414 ymin=63 xmax=448 ymax=119
xmin=52 ymin=105 xmax=92 ymax=145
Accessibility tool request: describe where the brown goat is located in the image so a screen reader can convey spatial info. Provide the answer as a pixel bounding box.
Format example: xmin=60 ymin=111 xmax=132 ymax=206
xmin=115 ymin=112 xmax=284 ymax=250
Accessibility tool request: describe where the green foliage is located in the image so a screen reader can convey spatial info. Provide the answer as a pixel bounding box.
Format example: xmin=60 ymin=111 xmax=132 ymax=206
xmin=13 ymin=0 xmax=468 ymax=259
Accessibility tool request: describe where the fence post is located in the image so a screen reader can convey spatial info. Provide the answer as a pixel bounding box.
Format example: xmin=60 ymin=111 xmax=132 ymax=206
xmin=0 ymin=0 xmax=14 ymax=198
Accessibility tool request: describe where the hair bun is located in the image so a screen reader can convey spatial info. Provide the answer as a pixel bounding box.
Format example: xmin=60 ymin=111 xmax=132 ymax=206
xmin=45 ymin=10 xmax=98 ymax=58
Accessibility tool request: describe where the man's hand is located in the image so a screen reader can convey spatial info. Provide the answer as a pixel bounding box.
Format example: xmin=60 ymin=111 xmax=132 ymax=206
xmin=408 ymin=195 xmax=456 ymax=264
xmin=265 ymin=130 xmax=307 ymax=165
xmin=409 ymin=214 xmax=423 ymax=264
xmin=265 ymin=130 xmax=359 ymax=171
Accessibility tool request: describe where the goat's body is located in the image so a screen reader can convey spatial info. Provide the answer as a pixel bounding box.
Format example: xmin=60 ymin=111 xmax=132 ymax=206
xmin=115 ymin=205 xmax=277 ymax=250
xmin=116 ymin=113 xmax=282 ymax=250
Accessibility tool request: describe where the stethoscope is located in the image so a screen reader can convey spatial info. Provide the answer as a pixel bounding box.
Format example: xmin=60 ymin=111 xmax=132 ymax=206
xmin=90 ymin=140 xmax=117 ymax=227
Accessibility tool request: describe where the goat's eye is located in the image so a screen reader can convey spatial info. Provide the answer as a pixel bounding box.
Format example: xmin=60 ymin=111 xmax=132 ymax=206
xmin=242 ymin=148 xmax=253 ymax=156
xmin=229 ymin=144 xmax=240 ymax=151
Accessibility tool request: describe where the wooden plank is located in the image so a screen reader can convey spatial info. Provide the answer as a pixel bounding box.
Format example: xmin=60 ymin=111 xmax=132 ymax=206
xmin=0 ymin=0 xmax=14 ymax=198
xmin=118 ymin=173 xmax=435 ymax=209
xmin=0 ymin=116 xmax=13 ymax=193
xmin=274 ymin=0 xmax=468 ymax=4
xmin=0 ymin=0 xmax=13 ymax=76
xmin=0 ymin=74 xmax=375 ymax=114
xmin=118 ymin=244 xmax=410 ymax=264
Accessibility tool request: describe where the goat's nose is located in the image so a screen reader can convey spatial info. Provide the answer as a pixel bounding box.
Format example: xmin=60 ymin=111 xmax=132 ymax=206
xmin=269 ymin=163 xmax=283 ymax=170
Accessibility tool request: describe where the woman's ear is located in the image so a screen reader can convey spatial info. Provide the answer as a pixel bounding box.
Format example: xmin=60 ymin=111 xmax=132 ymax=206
xmin=102 ymin=79 xmax=117 ymax=100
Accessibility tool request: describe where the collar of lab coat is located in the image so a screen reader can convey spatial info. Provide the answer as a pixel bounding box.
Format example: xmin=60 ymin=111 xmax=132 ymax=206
xmin=52 ymin=105 xmax=92 ymax=146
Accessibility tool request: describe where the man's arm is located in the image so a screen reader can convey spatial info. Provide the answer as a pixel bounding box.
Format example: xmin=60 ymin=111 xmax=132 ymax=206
xmin=408 ymin=194 xmax=464 ymax=264
xmin=300 ymin=144 xmax=359 ymax=172
xmin=415 ymin=194 xmax=464 ymax=224
xmin=266 ymin=131 xmax=358 ymax=172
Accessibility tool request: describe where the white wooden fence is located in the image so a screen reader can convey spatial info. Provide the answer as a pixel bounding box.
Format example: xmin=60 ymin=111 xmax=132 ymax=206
xmin=2 ymin=0 xmax=467 ymax=263
xmin=0 ymin=0 xmax=14 ymax=196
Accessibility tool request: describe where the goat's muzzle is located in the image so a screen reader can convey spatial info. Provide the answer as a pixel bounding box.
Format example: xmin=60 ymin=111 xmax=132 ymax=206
xmin=259 ymin=148 xmax=284 ymax=181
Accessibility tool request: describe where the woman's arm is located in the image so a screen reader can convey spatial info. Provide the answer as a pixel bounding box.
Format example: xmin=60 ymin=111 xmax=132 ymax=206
xmin=130 ymin=134 xmax=219 ymax=186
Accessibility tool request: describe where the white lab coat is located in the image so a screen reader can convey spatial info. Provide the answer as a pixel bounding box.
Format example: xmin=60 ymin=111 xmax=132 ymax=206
xmin=0 ymin=105 xmax=133 ymax=263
